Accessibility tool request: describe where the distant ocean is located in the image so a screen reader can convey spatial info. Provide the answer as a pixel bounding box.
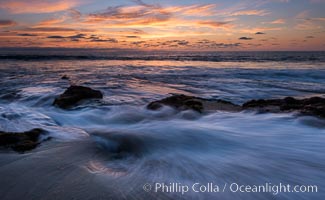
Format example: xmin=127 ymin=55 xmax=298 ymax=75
xmin=1 ymin=48 xmax=325 ymax=62
xmin=0 ymin=49 xmax=324 ymax=200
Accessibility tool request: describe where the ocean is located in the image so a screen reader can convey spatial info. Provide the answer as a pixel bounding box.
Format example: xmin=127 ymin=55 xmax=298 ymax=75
xmin=0 ymin=49 xmax=324 ymax=200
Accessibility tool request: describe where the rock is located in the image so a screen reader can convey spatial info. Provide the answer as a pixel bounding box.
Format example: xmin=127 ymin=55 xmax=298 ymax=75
xmin=147 ymin=94 xmax=203 ymax=112
xmin=299 ymin=97 xmax=325 ymax=118
xmin=0 ymin=128 xmax=45 ymax=152
xmin=147 ymin=94 xmax=241 ymax=112
xmin=243 ymin=96 xmax=325 ymax=118
xmin=61 ymin=75 xmax=69 ymax=80
xmin=202 ymin=99 xmax=242 ymax=112
xmin=147 ymin=95 xmax=325 ymax=118
xmin=53 ymin=85 xmax=103 ymax=109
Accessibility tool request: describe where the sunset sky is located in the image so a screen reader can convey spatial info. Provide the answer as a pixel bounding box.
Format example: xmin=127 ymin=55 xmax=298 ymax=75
xmin=0 ymin=0 xmax=324 ymax=50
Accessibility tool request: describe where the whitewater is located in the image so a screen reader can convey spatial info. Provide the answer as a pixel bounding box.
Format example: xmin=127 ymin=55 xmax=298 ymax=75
xmin=0 ymin=50 xmax=324 ymax=200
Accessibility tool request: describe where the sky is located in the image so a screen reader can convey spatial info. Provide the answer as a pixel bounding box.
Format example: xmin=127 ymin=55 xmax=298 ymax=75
xmin=0 ymin=0 xmax=324 ymax=50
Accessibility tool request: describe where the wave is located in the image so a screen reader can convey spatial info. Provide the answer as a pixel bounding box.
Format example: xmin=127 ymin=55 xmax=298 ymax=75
xmin=0 ymin=56 xmax=324 ymax=199
xmin=0 ymin=98 xmax=325 ymax=199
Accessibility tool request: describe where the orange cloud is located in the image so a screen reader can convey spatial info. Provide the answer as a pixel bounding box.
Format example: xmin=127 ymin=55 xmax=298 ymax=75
xmin=38 ymin=18 xmax=66 ymax=26
xmin=239 ymin=27 xmax=283 ymax=34
xmin=270 ymin=19 xmax=286 ymax=24
xmin=230 ymin=9 xmax=270 ymax=16
xmin=81 ymin=3 xmax=229 ymax=34
xmin=0 ymin=0 xmax=80 ymax=14
xmin=163 ymin=4 xmax=217 ymax=17
xmin=87 ymin=5 xmax=171 ymax=23
xmin=36 ymin=9 xmax=82 ymax=27
xmin=197 ymin=21 xmax=233 ymax=29
xmin=21 ymin=27 xmax=94 ymax=33
xmin=86 ymin=3 xmax=219 ymax=25
xmin=5 ymin=1 xmax=321 ymax=50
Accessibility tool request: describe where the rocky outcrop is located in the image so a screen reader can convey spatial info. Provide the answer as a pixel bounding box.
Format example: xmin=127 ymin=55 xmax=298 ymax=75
xmin=61 ymin=75 xmax=69 ymax=80
xmin=53 ymin=85 xmax=103 ymax=109
xmin=0 ymin=128 xmax=46 ymax=152
xmin=147 ymin=94 xmax=241 ymax=113
xmin=147 ymin=94 xmax=325 ymax=118
xmin=243 ymin=96 xmax=325 ymax=118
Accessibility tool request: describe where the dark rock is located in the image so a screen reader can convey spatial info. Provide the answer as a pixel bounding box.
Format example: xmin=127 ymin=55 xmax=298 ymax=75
xmin=148 ymin=95 xmax=325 ymax=118
xmin=243 ymin=96 xmax=325 ymax=118
xmin=283 ymin=97 xmax=299 ymax=104
xmin=184 ymin=100 xmax=204 ymax=112
xmin=147 ymin=94 xmax=241 ymax=113
xmin=11 ymin=140 xmax=39 ymax=152
xmin=303 ymin=96 xmax=325 ymax=104
xmin=0 ymin=128 xmax=45 ymax=153
xmin=61 ymin=75 xmax=69 ymax=80
xmin=53 ymin=85 xmax=103 ymax=109
xmin=147 ymin=95 xmax=204 ymax=112
xmin=243 ymin=99 xmax=282 ymax=108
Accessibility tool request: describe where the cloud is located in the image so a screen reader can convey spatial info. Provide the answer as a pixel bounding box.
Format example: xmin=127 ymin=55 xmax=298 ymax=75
xmin=88 ymin=35 xmax=99 ymax=39
xmin=90 ymin=38 xmax=118 ymax=43
xmin=295 ymin=10 xmax=325 ymax=30
xmin=239 ymin=37 xmax=253 ymax=40
xmin=68 ymin=9 xmax=82 ymax=20
xmin=21 ymin=27 xmax=94 ymax=33
xmin=195 ymin=40 xmax=241 ymax=48
xmin=47 ymin=33 xmax=87 ymax=40
xmin=45 ymin=33 xmax=119 ymax=43
xmin=295 ymin=10 xmax=309 ymax=19
xmin=164 ymin=4 xmax=217 ymax=17
xmin=132 ymin=0 xmax=157 ymax=8
xmin=131 ymin=29 xmax=147 ymax=34
xmin=230 ymin=9 xmax=270 ymax=16
xmin=87 ymin=4 xmax=171 ymax=25
xmin=305 ymin=35 xmax=315 ymax=38
xmin=128 ymin=39 xmax=197 ymax=49
xmin=158 ymin=40 xmax=190 ymax=46
xmin=5 ymin=0 xmax=321 ymax=50
xmin=269 ymin=19 xmax=285 ymax=24
xmin=0 ymin=0 xmax=80 ymax=14
xmin=17 ymin=33 xmax=38 ymax=36
xmin=132 ymin=41 xmax=146 ymax=45
xmin=47 ymin=35 xmax=65 ymax=39
xmin=240 ymin=27 xmax=282 ymax=34
xmin=21 ymin=2 xmax=220 ymax=39
xmin=132 ymin=0 xmax=217 ymax=16
xmin=167 ymin=40 xmax=189 ymax=46
xmin=197 ymin=21 xmax=233 ymax=29
xmin=68 ymin=34 xmax=86 ymax=39
xmin=312 ymin=17 xmax=325 ymax=21
xmin=126 ymin=35 xmax=140 ymax=38
xmin=177 ymin=40 xmax=189 ymax=46
xmin=36 ymin=9 xmax=83 ymax=27
xmin=85 ymin=2 xmax=220 ymax=28
xmin=246 ymin=43 xmax=262 ymax=47
xmin=0 ymin=19 xmax=17 ymax=27
xmin=38 ymin=18 xmax=66 ymax=26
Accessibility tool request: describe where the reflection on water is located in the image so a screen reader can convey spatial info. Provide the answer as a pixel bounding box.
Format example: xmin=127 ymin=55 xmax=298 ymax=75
xmin=1 ymin=60 xmax=324 ymax=105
